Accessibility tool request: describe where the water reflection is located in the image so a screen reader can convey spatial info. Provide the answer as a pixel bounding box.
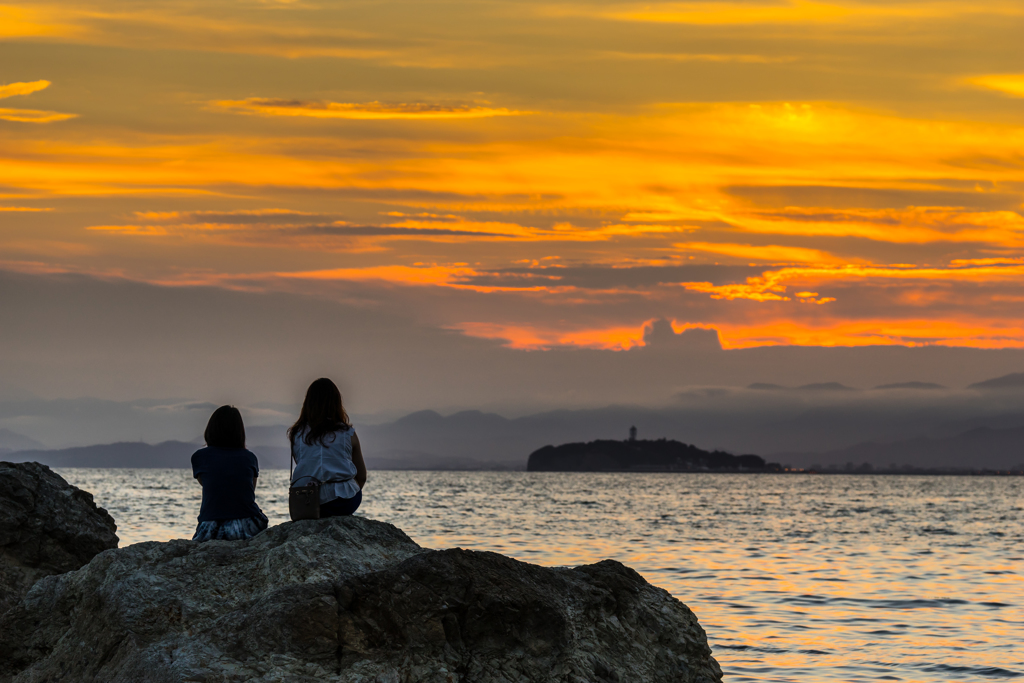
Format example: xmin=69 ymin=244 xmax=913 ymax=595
xmin=59 ymin=469 xmax=1024 ymax=683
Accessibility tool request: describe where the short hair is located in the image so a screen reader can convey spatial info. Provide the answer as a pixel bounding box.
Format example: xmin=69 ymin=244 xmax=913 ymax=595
xmin=204 ymin=405 xmax=246 ymax=449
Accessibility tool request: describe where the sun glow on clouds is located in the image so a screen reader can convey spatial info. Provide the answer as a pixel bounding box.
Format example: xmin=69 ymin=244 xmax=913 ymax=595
xmin=0 ymin=6 xmax=79 ymax=38
xmin=452 ymin=317 xmax=1024 ymax=351
xmin=718 ymin=319 xmax=1024 ymax=349
xmin=592 ymin=0 xmax=1024 ymax=25
xmin=450 ymin=322 xmax=651 ymax=350
xmin=676 ymin=242 xmax=841 ymax=264
xmin=967 ymin=74 xmax=1024 ymax=99
xmin=4 ymin=0 xmax=1024 ymax=352
xmin=0 ymin=80 xmax=76 ymax=123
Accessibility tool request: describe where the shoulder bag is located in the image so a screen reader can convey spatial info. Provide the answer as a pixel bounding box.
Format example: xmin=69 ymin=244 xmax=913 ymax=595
xmin=288 ymin=442 xmax=356 ymax=521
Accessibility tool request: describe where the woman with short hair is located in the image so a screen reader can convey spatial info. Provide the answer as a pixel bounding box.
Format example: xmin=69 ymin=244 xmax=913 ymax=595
xmin=289 ymin=378 xmax=367 ymax=517
xmin=191 ymin=405 xmax=268 ymax=541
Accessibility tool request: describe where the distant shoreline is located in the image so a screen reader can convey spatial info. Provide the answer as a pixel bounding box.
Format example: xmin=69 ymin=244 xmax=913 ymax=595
xmin=48 ymin=465 xmax=1014 ymax=475
xmin=9 ymin=460 xmax=1020 ymax=476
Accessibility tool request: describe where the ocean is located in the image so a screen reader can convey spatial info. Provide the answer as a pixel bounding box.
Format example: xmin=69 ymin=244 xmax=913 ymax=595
xmin=57 ymin=469 xmax=1023 ymax=683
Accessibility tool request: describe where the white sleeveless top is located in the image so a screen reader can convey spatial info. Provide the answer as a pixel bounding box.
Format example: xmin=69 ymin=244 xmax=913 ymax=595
xmin=291 ymin=426 xmax=360 ymax=503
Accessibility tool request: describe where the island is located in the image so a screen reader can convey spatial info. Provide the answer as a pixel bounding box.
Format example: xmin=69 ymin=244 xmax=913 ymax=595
xmin=527 ymin=430 xmax=780 ymax=473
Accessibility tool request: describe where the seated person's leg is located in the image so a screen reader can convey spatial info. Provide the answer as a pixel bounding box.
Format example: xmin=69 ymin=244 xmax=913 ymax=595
xmin=208 ymin=517 xmax=267 ymax=541
xmin=319 ymin=490 xmax=362 ymax=518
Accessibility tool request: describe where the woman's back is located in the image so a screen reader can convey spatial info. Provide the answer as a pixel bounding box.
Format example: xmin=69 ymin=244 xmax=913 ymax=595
xmin=291 ymin=426 xmax=360 ymax=504
xmin=192 ymin=446 xmax=262 ymax=522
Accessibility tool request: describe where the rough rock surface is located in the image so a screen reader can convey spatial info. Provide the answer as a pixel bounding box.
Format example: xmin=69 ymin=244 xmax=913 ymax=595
xmin=0 ymin=461 xmax=118 ymax=614
xmin=0 ymin=516 xmax=723 ymax=683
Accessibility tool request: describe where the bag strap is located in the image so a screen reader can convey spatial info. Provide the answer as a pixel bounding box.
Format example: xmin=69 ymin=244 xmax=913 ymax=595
xmin=291 ymin=475 xmax=321 ymax=488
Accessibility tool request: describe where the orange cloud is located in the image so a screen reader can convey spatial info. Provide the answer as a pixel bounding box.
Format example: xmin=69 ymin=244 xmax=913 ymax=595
xmin=131 ymin=209 xmax=323 ymax=221
xmin=675 ymin=241 xmax=841 ymax=263
xmin=0 ymin=6 xmax=79 ymax=38
xmin=275 ymin=265 xmax=478 ymax=287
xmin=679 ymin=262 xmax=1024 ymax=303
xmin=602 ymin=52 xmax=796 ymax=63
xmin=0 ymin=79 xmax=76 ymax=123
xmin=715 ymin=319 xmax=1024 ymax=349
xmin=0 ymin=80 xmax=50 ymax=99
xmin=965 ymin=74 xmax=1024 ymax=98
xmin=739 ymin=208 xmax=1024 ymax=246
xmin=453 ymin=315 xmax=1024 ymax=350
xmin=452 ymin=321 xmax=649 ymax=350
xmin=591 ymin=0 xmax=1024 ymax=25
xmin=0 ymin=108 xmax=77 ymax=123
xmin=212 ymin=99 xmax=526 ymax=121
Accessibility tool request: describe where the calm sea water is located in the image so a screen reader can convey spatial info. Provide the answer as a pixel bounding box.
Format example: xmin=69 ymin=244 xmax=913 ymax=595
xmin=56 ymin=469 xmax=1023 ymax=683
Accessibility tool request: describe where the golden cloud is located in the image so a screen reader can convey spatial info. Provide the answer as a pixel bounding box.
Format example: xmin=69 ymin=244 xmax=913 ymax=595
xmin=212 ymin=99 xmax=527 ymax=121
xmin=966 ymin=74 xmax=1024 ymax=99
xmin=587 ymin=0 xmax=1024 ymax=25
xmin=715 ymin=318 xmax=1024 ymax=349
xmin=674 ymin=241 xmax=842 ymax=263
xmin=451 ymin=316 xmax=1024 ymax=350
xmin=0 ymin=6 xmax=79 ymax=39
xmin=680 ymin=262 xmax=1024 ymax=303
xmin=738 ymin=207 xmax=1024 ymax=246
xmin=450 ymin=321 xmax=650 ymax=350
xmin=0 ymin=80 xmax=50 ymax=99
xmin=0 ymin=108 xmax=77 ymax=123
xmin=0 ymin=79 xmax=76 ymax=123
xmin=601 ymin=52 xmax=796 ymax=63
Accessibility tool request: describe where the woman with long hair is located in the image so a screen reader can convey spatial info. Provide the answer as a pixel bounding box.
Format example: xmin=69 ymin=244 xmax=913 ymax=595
xmin=289 ymin=378 xmax=367 ymax=517
xmin=191 ymin=405 xmax=268 ymax=541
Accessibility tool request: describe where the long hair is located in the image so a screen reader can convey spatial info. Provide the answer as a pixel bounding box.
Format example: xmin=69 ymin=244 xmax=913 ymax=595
xmin=205 ymin=405 xmax=246 ymax=449
xmin=288 ymin=378 xmax=350 ymax=449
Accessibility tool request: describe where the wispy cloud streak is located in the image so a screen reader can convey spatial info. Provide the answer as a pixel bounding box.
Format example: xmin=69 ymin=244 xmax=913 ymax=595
xmin=0 ymin=80 xmax=76 ymax=123
xmin=212 ymin=99 xmax=526 ymax=120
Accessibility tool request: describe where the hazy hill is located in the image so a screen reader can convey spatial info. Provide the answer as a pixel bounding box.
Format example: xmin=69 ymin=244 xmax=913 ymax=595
xmin=968 ymin=373 xmax=1024 ymax=390
xmin=3 ymin=441 xmax=203 ymax=469
xmin=0 ymin=429 xmax=44 ymax=453
xmin=778 ymin=426 xmax=1024 ymax=470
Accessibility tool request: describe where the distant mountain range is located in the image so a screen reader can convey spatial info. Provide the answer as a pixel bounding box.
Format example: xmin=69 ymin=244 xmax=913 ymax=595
xmin=4 ymin=371 xmax=1024 ymax=471
xmin=6 ymin=415 xmax=1023 ymax=472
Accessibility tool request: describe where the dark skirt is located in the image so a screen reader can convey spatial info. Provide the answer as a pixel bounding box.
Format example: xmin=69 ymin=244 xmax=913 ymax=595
xmin=320 ymin=490 xmax=362 ymax=518
xmin=193 ymin=511 xmax=268 ymax=542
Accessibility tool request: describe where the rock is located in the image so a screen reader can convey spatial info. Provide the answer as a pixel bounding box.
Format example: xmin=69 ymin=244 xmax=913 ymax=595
xmin=0 ymin=516 xmax=722 ymax=683
xmin=0 ymin=461 xmax=118 ymax=614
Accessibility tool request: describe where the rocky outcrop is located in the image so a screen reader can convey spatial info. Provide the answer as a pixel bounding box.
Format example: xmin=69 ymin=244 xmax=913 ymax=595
xmin=0 ymin=516 xmax=723 ymax=683
xmin=0 ymin=461 xmax=118 ymax=614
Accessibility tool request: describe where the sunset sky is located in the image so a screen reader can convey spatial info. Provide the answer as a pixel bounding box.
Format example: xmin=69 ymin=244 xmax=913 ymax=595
xmin=3 ymin=0 xmax=1024 ymax=354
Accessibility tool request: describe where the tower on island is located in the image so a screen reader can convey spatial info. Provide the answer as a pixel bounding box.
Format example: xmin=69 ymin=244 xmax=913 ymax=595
xmin=629 ymin=425 xmax=637 ymax=442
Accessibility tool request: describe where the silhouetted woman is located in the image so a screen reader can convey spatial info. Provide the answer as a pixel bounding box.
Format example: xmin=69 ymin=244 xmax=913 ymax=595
xmin=289 ymin=378 xmax=367 ymax=516
xmin=191 ymin=405 xmax=268 ymax=541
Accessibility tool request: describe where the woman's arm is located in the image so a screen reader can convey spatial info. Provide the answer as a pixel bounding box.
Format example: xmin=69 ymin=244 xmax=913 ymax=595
xmin=351 ymin=432 xmax=367 ymax=489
